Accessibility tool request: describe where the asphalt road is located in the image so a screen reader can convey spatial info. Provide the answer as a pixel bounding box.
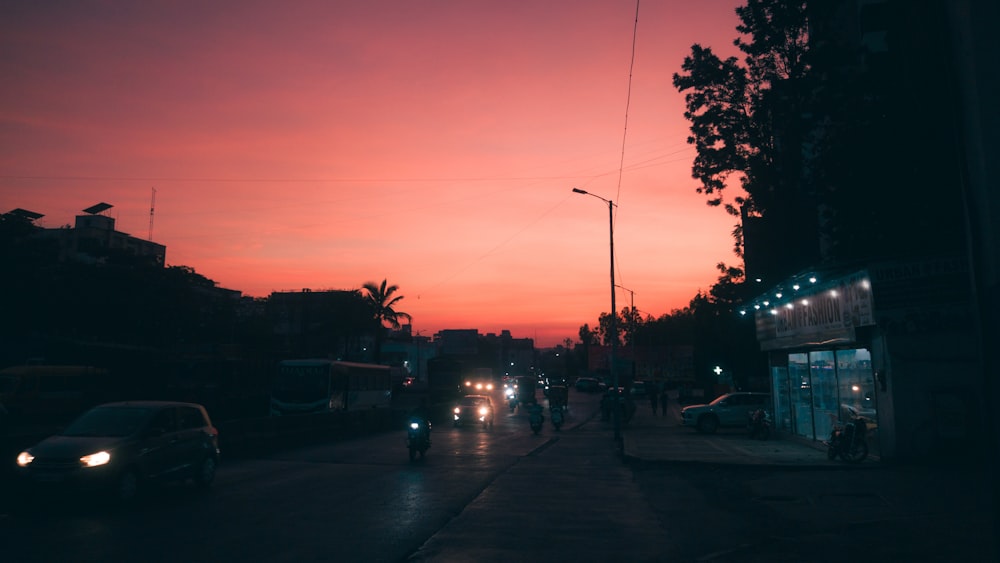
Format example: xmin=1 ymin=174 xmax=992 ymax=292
xmin=2 ymin=388 xmax=994 ymax=562
xmin=0 ymin=388 xmax=607 ymax=562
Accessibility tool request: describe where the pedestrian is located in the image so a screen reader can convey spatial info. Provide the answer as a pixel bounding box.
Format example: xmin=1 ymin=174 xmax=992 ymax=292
xmin=649 ymin=386 xmax=659 ymax=415
xmin=660 ymin=385 xmax=670 ymax=417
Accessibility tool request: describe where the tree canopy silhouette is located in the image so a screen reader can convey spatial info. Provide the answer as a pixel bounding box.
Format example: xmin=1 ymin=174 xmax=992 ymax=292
xmin=362 ymin=279 xmax=411 ymax=364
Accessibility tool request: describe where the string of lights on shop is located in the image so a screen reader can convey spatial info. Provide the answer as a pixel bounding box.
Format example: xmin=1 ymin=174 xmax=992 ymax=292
xmin=739 ymin=268 xmax=873 ymax=322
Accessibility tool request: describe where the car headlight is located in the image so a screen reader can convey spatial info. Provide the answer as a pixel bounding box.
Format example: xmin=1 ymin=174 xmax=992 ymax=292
xmin=81 ymin=451 xmax=111 ymax=468
xmin=410 ymin=422 xmax=420 ymax=430
xmin=16 ymin=451 xmax=34 ymax=467
xmin=454 ymin=407 xmax=461 ymax=414
xmin=486 ymin=383 xmax=494 ymax=391
xmin=479 ymin=407 xmax=489 ymax=416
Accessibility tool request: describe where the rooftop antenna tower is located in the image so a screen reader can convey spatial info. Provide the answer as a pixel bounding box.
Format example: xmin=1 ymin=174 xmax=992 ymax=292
xmin=148 ymin=187 xmax=156 ymax=241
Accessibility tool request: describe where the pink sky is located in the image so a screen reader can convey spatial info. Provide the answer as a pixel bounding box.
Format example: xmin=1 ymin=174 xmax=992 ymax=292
xmin=1 ymin=1 xmax=746 ymax=347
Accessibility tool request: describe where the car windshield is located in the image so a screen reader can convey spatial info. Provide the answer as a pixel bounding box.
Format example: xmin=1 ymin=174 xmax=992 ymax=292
xmin=61 ymin=406 xmax=153 ymax=437
xmin=460 ymin=397 xmax=484 ymax=406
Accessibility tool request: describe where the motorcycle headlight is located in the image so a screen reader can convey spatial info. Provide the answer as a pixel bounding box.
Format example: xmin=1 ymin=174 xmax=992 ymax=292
xmin=16 ymin=451 xmax=34 ymax=467
xmin=410 ymin=422 xmax=420 ymax=430
xmin=81 ymin=450 xmax=111 ymax=468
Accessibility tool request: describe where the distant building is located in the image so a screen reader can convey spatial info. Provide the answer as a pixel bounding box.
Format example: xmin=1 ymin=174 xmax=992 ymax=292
xmin=266 ymin=289 xmax=372 ymax=361
xmin=9 ymin=202 xmax=166 ymax=266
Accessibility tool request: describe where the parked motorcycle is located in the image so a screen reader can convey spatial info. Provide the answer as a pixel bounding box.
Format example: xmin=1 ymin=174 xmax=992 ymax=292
xmin=747 ymin=408 xmax=772 ymax=440
xmin=825 ymin=416 xmax=868 ymax=463
xmin=528 ymin=404 xmax=544 ymax=435
xmin=406 ymin=418 xmax=431 ymax=461
xmin=550 ymin=405 xmax=564 ymax=431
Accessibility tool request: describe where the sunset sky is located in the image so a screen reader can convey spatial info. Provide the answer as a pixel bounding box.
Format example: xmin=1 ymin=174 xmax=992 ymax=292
xmin=1 ymin=1 xmax=747 ymax=347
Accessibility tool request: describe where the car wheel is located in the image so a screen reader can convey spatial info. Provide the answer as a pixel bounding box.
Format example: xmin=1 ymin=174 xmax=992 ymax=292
xmin=194 ymin=456 xmax=217 ymax=488
xmin=115 ymin=469 xmax=140 ymax=503
xmin=697 ymin=415 xmax=719 ymax=434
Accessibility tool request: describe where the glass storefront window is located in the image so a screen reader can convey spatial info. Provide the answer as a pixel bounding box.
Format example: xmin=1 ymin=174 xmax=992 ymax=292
xmin=788 ymin=353 xmax=813 ymax=439
xmin=811 ymin=350 xmax=838 ymax=441
xmin=771 ymin=366 xmax=790 ymax=433
xmin=836 ymin=348 xmax=878 ymax=458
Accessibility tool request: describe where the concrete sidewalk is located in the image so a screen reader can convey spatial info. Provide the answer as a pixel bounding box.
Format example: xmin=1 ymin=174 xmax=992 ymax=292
xmin=621 ymin=395 xmax=867 ymax=468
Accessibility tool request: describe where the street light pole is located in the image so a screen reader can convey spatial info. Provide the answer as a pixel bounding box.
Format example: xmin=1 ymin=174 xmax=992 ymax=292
xmin=572 ymin=187 xmax=620 ymax=445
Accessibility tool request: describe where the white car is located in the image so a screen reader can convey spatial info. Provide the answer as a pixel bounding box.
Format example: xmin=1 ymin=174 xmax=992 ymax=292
xmin=681 ymin=392 xmax=771 ymax=434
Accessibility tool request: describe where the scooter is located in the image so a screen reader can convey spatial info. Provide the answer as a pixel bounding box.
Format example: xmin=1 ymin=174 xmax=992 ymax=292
xmin=550 ymin=405 xmax=564 ymax=431
xmin=528 ymin=404 xmax=544 ymax=435
xmin=747 ymin=408 xmax=771 ymax=440
xmin=406 ymin=418 xmax=431 ymax=461
xmin=825 ymin=416 xmax=868 ymax=463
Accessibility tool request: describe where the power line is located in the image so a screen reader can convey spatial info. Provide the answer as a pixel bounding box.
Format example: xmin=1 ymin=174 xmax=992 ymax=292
xmin=614 ymin=0 xmax=641 ymax=299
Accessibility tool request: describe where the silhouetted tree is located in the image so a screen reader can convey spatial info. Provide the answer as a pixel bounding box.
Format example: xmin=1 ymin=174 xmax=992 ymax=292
xmin=362 ymin=279 xmax=411 ymax=364
xmin=597 ymin=310 xmax=623 ymax=349
xmin=672 ymin=0 xmax=812 ymax=265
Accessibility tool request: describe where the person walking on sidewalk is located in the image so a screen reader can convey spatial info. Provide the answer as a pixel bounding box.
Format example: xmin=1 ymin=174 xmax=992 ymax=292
xmin=649 ymin=385 xmax=659 ymax=415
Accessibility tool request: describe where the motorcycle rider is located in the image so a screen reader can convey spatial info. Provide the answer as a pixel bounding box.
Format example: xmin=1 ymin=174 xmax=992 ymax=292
xmin=528 ymin=401 xmax=544 ymax=431
xmin=408 ymin=398 xmax=432 ymax=438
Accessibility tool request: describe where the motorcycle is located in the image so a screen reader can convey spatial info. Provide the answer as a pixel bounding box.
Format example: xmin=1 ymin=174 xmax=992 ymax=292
xmin=504 ymin=386 xmax=518 ymax=412
xmin=528 ymin=404 xmax=544 ymax=435
xmin=406 ymin=418 xmax=431 ymax=461
xmin=824 ymin=416 xmax=868 ymax=463
xmin=550 ymin=405 xmax=564 ymax=431
xmin=747 ymin=408 xmax=772 ymax=440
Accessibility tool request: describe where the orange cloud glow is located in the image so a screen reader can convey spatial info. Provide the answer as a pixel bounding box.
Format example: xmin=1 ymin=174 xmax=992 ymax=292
xmin=1 ymin=1 xmax=747 ymax=347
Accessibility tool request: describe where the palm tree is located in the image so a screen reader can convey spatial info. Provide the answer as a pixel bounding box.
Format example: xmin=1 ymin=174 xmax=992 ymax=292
xmin=362 ymin=279 xmax=412 ymax=364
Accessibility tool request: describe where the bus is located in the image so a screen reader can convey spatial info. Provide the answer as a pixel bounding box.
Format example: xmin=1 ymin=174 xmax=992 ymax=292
xmin=269 ymin=360 xmax=392 ymax=416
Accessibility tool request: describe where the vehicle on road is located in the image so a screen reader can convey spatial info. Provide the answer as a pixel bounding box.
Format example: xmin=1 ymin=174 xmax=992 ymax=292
xmin=15 ymin=400 xmax=220 ymax=503
xmin=463 ymin=378 xmax=494 ymax=393
xmin=528 ymin=403 xmax=544 ymax=434
xmin=574 ymin=377 xmax=601 ymax=393
xmin=406 ymin=417 xmax=431 ymax=461
xmin=515 ymin=376 xmax=536 ymax=404
xmin=680 ymin=392 xmax=772 ymax=434
xmin=547 ymin=384 xmax=568 ymax=411
xmin=550 ymin=405 xmax=564 ymax=430
xmin=270 ymin=359 xmax=392 ymax=416
xmin=453 ymin=394 xmax=494 ymax=429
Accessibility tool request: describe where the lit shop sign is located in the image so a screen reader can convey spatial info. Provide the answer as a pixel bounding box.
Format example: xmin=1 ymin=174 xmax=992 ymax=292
xmin=756 ymin=271 xmax=874 ymax=349
xmin=774 ymin=276 xmax=873 ymax=337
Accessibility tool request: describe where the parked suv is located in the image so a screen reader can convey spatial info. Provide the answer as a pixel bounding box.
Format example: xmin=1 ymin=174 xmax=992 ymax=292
xmin=15 ymin=400 xmax=220 ymax=503
xmin=681 ymin=392 xmax=771 ymax=434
